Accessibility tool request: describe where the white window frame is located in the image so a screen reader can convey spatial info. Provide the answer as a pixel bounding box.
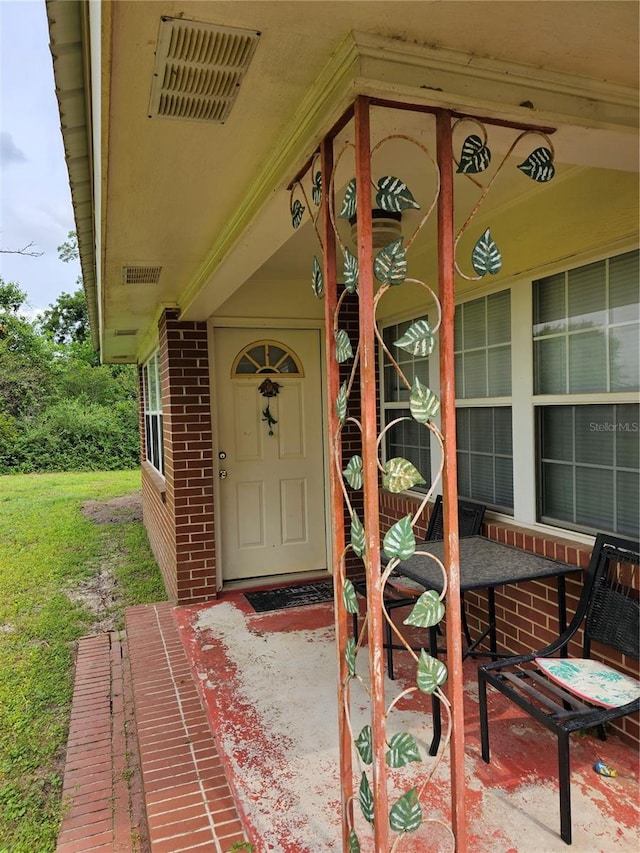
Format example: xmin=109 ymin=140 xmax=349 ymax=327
xmin=142 ymin=351 xmax=164 ymax=476
xmin=531 ymin=249 xmax=639 ymax=537
xmin=377 ymin=244 xmax=639 ymax=544
xmin=454 ymin=289 xmax=513 ymax=513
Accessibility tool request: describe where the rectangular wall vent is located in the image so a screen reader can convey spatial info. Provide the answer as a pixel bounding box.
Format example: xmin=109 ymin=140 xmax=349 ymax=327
xmin=122 ymin=266 xmax=162 ymax=285
xmin=148 ymin=18 xmax=260 ymax=123
xmin=114 ymin=329 xmax=138 ymax=337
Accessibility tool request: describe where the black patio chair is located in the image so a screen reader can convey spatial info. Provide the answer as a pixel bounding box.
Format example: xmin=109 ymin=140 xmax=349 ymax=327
xmin=352 ymin=495 xmax=486 ymax=678
xmin=477 ymin=532 xmax=640 ymax=845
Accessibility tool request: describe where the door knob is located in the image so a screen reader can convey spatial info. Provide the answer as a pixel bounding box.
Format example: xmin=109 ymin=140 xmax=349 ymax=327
xmin=219 ymin=469 xmax=228 ymax=479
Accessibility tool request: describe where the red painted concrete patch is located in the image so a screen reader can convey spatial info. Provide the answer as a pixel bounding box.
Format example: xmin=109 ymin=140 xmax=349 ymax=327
xmin=174 ymin=593 xmax=639 ymax=853
xmin=60 ymin=598 xmax=638 ymax=852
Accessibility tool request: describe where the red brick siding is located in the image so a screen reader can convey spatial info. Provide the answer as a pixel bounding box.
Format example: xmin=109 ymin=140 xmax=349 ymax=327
xmin=379 ymin=489 xmax=639 ymax=746
xmin=340 ymin=293 xmax=364 ymax=576
xmin=142 ymin=463 xmax=176 ymax=601
xmin=141 ymin=310 xmax=217 ymax=604
xmin=138 ymin=363 xmax=179 ymax=602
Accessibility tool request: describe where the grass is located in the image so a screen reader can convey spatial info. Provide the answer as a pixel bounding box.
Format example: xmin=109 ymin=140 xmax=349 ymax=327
xmin=0 ymin=470 xmax=166 ymax=852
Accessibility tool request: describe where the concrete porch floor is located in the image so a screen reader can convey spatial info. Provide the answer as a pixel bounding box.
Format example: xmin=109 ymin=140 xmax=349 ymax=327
xmin=57 ymin=595 xmax=639 ymax=852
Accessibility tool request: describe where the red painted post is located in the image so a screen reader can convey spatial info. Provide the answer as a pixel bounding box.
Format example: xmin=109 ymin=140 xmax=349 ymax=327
xmin=320 ymin=135 xmax=354 ymax=849
xmin=354 ymin=95 xmax=389 ymax=851
xmin=436 ymin=109 xmax=467 ymax=851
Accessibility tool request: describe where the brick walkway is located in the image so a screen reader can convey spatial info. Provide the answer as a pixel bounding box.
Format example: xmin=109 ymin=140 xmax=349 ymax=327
xmin=56 ymin=632 xmax=147 ymax=852
xmin=57 ymin=603 xmax=250 ymax=853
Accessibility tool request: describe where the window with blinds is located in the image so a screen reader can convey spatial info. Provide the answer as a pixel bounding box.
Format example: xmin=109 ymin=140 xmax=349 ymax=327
xmin=534 ymin=250 xmax=639 ymax=394
xmin=455 ymin=289 xmax=511 ymax=398
xmin=454 ymin=289 xmax=513 ymax=511
xmin=534 ymin=250 xmax=639 ymax=537
xmin=381 ymin=317 xmax=431 ymax=492
xmin=142 ymin=352 xmax=164 ymax=476
xmin=457 ymin=407 xmax=513 ymax=511
xmin=537 ymin=404 xmax=639 ymax=536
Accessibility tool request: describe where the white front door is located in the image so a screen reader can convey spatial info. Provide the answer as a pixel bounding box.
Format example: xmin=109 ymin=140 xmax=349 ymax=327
xmin=214 ymin=327 xmax=327 ymax=581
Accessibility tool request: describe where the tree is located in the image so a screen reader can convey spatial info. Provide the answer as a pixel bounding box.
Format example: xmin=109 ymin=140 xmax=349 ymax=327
xmin=0 ymin=241 xmax=42 ymax=257
xmin=38 ymin=232 xmax=89 ymax=344
xmin=0 ymin=276 xmax=37 ymax=351
xmin=39 ymin=289 xmax=90 ymax=344
xmin=0 ymin=253 xmax=140 ymax=473
xmin=57 ymin=231 xmax=79 ymax=263
xmin=0 ymin=277 xmax=57 ymax=420
xmin=0 ymin=278 xmax=28 ymax=315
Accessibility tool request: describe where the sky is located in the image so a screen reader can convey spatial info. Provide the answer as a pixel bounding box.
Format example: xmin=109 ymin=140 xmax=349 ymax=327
xmin=0 ymin=0 xmax=81 ymax=317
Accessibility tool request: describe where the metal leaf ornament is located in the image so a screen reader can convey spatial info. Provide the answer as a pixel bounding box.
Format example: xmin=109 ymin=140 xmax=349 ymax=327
xmin=343 ymin=455 xmax=363 ymax=490
xmin=261 ymin=404 xmax=278 ymax=436
xmin=359 ymin=773 xmax=375 ymax=824
xmin=345 ymin=637 xmax=357 ymax=677
xmin=394 ymin=319 xmax=435 ymax=357
xmin=336 ymin=381 xmax=348 ymax=425
xmin=383 ymin=515 xmax=416 ymax=561
xmin=472 ymin=228 xmax=502 ymax=276
xmin=382 ymin=457 xmax=426 ymax=493
xmin=410 ymin=377 xmax=440 ymax=424
xmin=339 ymin=178 xmax=358 ymax=219
xmin=350 ymin=511 xmax=365 ymax=557
xmin=343 ymin=247 xmax=359 ymax=293
xmin=375 ymin=176 xmax=420 ymax=213
xmin=311 ymin=170 xmax=322 ymax=206
xmin=389 ymin=788 xmax=422 ymax=833
xmin=386 ymin=732 xmax=421 ymax=768
xmin=404 ymin=589 xmax=445 ymax=628
xmin=518 ymin=147 xmax=555 ymax=182
xmin=355 ymin=725 xmax=373 ymax=765
xmin=348 ymin=830 xmax=361 ymax=853
xmin=342 ymin=578 xmax=359 ymax=614
xmin=291 ymin=198 xmax=305 ymax=229
xmin=312 ymin=256 xmax=324 ymax=298
xmin=335 ymin=328 xmax=354 ymax=364
xmin=416 ymin=649 xmax=448 ymax=694
xmin=457 ymin=134 xmax=491 ymax=174
xmin=374 ymin=238 xmax=407 ymax=285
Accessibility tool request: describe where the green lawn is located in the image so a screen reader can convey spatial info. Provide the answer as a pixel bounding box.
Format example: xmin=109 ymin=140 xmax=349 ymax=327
xmin=0 ymin=470 xmax=166 ymax=852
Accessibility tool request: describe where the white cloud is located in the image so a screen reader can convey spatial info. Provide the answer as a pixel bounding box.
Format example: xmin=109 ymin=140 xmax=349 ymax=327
xmin=0 ymin=131 xmax=27 ymax=166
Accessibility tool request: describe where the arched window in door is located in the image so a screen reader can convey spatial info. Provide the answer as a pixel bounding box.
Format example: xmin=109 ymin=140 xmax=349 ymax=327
xmin=231 ymin=340 xmax=304 ymax=377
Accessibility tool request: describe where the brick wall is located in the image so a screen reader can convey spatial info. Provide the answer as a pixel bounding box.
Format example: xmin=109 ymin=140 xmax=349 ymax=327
xmin=138 ymin=363 xmax=177 ymax=601
xmin=340 ymin=292 xmax=364 ymax=576
xmin=379 ymin=489 xmax=639 ymax=746
xmin=141 ymin=309 xmax=217 ymax=604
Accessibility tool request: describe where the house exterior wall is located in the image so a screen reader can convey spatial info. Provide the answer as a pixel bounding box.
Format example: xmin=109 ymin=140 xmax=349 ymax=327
xmin=141 ymin=309 xmax=217 ymax=604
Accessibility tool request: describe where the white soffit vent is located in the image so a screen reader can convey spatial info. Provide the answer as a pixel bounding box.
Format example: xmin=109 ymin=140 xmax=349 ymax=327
xmin=148 ymin=17 xmax=260 ymax=123
xmin=122 ymin=266 xmax=162 ymax=285
xmin=113 ymin=329 xmax=138 ymax=337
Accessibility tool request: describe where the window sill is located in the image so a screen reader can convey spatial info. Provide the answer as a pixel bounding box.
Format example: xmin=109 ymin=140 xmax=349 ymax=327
xmin=142 ymin=460 xmax=167 ymax=504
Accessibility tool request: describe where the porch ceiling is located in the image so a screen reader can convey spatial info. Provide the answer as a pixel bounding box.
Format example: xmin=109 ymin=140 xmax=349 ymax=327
xmin=47 ymin=1 xmax=639 ymax=363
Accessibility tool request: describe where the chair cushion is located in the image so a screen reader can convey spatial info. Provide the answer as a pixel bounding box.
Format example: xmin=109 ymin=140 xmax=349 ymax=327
xmin=535 ymin=657 xmax=640 ymax=709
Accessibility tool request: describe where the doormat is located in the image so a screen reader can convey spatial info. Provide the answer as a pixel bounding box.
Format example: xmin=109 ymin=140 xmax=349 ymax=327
xmin=244 ymin=580 xmax=333 ymax=612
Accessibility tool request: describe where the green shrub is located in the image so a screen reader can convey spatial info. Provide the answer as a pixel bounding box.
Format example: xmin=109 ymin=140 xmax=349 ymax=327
xmin=10 ymin=399 xmax=139 ymax=473
xmin=0 ymin=413 xmax=19 ymax=472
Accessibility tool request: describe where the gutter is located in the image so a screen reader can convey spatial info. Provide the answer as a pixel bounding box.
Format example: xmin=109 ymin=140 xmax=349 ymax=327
xmin=46 ymin=0 xmax=100 ymax=352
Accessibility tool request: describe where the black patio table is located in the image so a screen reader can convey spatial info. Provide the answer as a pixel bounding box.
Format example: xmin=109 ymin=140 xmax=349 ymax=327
xmin=389 ymin=535 xmax=583 ymax=753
